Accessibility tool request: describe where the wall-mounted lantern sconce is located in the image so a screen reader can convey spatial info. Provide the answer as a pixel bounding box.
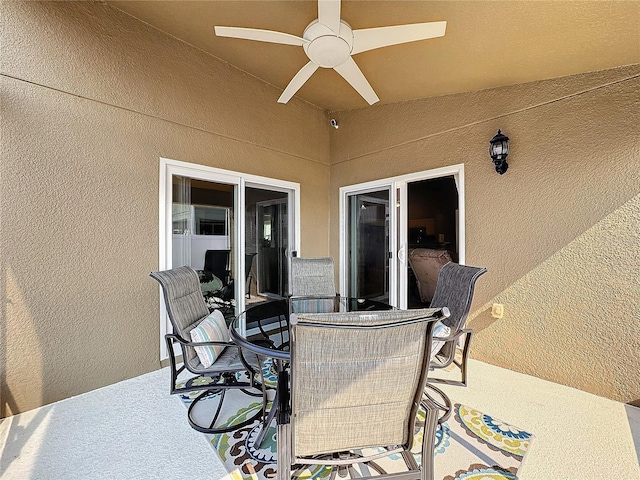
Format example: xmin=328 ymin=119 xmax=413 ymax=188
xmin=489 ymin=129 xmax=510 ymax=175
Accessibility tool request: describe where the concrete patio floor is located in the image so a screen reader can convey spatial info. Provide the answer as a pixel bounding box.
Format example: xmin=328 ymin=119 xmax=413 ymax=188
xmin=1 ymin=359 xmax=638 ymax=479
xmin=435 ymin=359 xmax=640 ymax=479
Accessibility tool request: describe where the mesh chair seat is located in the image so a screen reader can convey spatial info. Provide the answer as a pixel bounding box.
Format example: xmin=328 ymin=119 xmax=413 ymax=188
xmin=185 ymin=344 xmax=262 ymax=374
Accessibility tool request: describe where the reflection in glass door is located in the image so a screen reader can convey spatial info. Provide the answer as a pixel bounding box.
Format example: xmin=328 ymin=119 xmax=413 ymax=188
xmin=172 ymin=175 xmax=192 ymax=269
xmin=171 ymin=177 xmax=235 ymax=315
xmin=257 ymin=199 xmax=288 ymax=298
xmin=347 ymin=190 xmax=390 ymax=301
xmin=245 ymin=188 xmax=291 ymax=304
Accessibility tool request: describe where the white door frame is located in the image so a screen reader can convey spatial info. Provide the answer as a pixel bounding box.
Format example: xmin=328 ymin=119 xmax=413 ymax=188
xmin=339 ymin=163 xmax=465 ymax=308
xmin=158 ymin=157 xmax=300 ymax=360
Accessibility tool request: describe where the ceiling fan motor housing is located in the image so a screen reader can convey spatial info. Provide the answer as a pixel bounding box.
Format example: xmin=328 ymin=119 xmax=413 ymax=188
xmin=303 ymin=20 xmax=354 ymax=68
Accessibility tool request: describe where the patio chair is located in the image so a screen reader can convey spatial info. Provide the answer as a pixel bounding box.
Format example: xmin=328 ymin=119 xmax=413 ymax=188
xmin=149 ymin=266 xmax=268 ymax=435
xmin=277 ymin=307 xmax=450 ymax=480
xmin=289 ymin=256 xmax=339 ymax=314
xmin=427 ymin=262 xmax=487 ymax=386
xmin=408 ymin=248 xmax=452 ymax=304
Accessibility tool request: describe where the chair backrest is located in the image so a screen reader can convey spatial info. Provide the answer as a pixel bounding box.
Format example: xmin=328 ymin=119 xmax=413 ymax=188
xmin=149 ymin=266 xmax=209 ymax=367
xmin=289 ymin=308 xmax=447 ymax=457
xmin=408 ymin=248 xmax=452 ymax=303
xmin=290 ymin=257 xmax=336 ymax=296
xmin=429 ymin=262 xmax=487 ymax=331
xmin=204 ymin=249 xmax=231 ymax=284
xmin=289 ymin=257 xmax=337 ymax=314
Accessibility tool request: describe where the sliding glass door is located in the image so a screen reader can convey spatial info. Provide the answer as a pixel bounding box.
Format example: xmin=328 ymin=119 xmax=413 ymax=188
xmin=340 ymin=165 xmax=465 ymax=309
xmin=159 ymin=158 xmax=299 ymax=360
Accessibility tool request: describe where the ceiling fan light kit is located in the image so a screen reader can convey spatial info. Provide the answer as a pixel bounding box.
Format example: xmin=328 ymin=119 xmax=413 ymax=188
xmin=214 ymin=0 xmax=446 ymax=105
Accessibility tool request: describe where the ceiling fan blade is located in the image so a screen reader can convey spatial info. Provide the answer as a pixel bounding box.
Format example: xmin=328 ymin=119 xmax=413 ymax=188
xmin=278 ymin=62 xmax=320 ymax=103
xmin=317 ymin=0 xmax=341 ymax=34
xmin=333 ymin=57 xmax=379 ymax=105
xmin=351 ymin=21 xmax=447 ymax=54
xmin=215 ymin=26 xmax=307 ymax=46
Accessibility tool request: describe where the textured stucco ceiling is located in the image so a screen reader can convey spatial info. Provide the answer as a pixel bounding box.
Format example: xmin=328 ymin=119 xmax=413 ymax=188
xmin=108 ymin=0 xmax=640 ymax=111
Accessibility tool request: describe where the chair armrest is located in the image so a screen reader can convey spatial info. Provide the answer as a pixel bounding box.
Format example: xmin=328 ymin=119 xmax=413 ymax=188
xmin=168 ymin=335 xmax=266 ymax=375
xmin=433 ymin=328 xmax=471 ymax=343
xmin=166 ymin=333 xmax=233 ymax=348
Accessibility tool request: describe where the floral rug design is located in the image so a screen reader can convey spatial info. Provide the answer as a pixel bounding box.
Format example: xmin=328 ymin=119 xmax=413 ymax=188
xmin=178 ymin=363 xmax=533 ymax=480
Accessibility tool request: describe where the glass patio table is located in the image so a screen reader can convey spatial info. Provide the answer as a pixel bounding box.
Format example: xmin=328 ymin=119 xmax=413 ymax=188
xmin=230 ymin=296 xmax=393 ymax=358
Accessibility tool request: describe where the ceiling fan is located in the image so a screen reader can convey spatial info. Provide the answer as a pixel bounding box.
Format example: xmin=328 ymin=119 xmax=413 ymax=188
xmin=214 ymin=0 xmax=446 ymax=105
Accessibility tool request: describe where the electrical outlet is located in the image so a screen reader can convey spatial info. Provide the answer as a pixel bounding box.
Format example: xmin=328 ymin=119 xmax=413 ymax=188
xmin=491 ymin=303 xmax=504 ymax=319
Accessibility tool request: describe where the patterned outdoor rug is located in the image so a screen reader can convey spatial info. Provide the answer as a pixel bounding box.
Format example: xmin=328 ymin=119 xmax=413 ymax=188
xmin=178 ymin=363 xmax=533 ymax=480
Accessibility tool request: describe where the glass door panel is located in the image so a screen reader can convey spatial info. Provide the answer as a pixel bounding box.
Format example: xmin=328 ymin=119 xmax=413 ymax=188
xmin=406 ymin=176 xmax=459 ymax=308
xmin=172 ymin=175 xmax=192 ymax=269
xmin=340 ymin=165 xmax=465 ymax=311
xmin=160 ymin=158 xmax=301 ymax=360
xmin=245 ymin=187 xmax=290 ymax=305
xmin=171 ymin=176 xmax=236 ymax=319
xmin=347 ymin=189 xmax=390 ymax=302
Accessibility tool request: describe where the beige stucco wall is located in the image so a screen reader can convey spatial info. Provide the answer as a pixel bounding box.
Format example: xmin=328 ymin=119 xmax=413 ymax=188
xmin=329 ymin=65 xmax=640 ymax=404
xmin=1 ymin=1 xmax=330 ymax=416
